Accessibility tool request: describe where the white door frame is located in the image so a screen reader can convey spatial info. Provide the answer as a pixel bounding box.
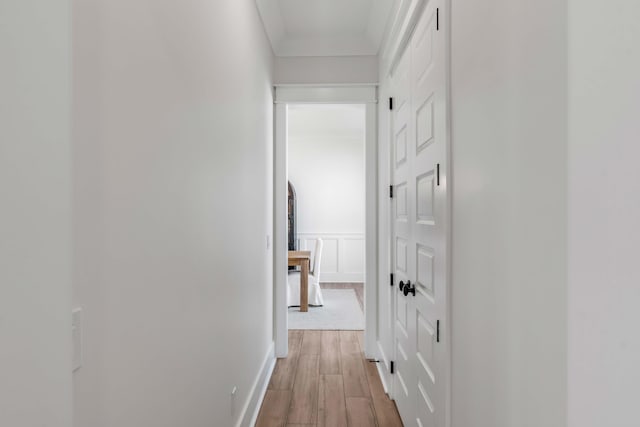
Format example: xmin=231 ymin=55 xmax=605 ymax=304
xmin=274 ymin=85 xmax=378 ymax=358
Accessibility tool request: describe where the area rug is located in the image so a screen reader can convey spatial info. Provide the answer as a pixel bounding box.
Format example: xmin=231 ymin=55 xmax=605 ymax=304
xmin=288 ymin=289 xmax=364 ymax=330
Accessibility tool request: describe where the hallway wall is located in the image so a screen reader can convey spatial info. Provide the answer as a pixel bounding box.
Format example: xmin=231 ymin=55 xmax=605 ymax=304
xmin=72 ymin=1 xmax=274 ymax=426
xmin=0 ymin=1 xmax=73 ymax=426
xmin=450 ymin=1 xmax=567 ymax=426
xmin=274 ymin=56 xmax=379 ymax=85
xmin=568 ymin=1 xmax=640 ymax=426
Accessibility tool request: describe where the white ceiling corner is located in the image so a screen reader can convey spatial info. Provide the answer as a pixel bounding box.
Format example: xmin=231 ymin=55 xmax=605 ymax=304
xmin=366 ymin=1 xmax=395 ymax=50
xmin=255 ymin=0 xmax=286 ymax=51
xmin=256 ymin=0 xmax=397 ymax=57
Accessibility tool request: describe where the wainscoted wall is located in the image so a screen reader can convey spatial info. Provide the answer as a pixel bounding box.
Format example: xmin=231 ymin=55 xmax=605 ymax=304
xmin=288 ymin=104 xmax=366 ymax=283
xmin=297 ymin=233 xmax=365 ymax=282
xmin=288 ymin=104 xmax=366 ymax=236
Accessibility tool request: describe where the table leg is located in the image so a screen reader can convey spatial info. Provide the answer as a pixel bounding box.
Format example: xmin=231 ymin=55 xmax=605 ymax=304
xmin=300 ymin=259 xmax=309 ymax=312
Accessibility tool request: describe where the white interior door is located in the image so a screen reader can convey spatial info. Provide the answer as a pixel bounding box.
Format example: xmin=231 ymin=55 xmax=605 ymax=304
xmin=391 ymin=41 xmax=414 ymax=423
xmin=391 ymin=1 xmax=448 ymax=425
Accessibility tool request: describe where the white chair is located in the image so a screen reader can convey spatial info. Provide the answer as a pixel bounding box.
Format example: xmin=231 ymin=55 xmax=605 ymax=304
xmin=287 ymin=239 xmax=324 ymax=307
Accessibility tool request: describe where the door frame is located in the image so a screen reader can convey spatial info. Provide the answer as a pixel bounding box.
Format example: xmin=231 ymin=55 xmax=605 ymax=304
xmin=274 ymin=85 xmax=378 ymax=358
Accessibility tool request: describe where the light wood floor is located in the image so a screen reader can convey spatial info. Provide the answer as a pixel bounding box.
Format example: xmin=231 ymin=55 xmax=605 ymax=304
xmin=256 ymin=330 xmax=403 ymax=427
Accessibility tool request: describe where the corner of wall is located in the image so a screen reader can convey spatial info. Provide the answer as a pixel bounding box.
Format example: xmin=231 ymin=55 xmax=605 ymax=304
xmin=237 ymin=342 xmax=276 ymax=427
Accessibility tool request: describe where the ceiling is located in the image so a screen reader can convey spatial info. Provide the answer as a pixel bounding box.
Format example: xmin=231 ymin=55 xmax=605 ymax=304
xmin=255 ymin=0 xmax=397 ymax=57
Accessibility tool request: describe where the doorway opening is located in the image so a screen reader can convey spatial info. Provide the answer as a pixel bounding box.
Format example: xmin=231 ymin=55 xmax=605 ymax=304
xmin=274 ymin=85 xmax=378 ymax=358
xmin=286 ymin=104 xmax=366 ymax=331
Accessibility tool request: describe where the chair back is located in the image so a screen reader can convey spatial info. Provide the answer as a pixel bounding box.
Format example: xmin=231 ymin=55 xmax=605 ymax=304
xmin=312 ymin=238 xmax=323 ymax=277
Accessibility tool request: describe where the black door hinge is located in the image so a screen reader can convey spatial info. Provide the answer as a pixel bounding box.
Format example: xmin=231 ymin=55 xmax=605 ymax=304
xmin=389 ymin=97 xmax=394 ymax=111
xmin=437 ymin=320 xmax=440 ymax=343
xmin=390 ymin=273 xmax=394 ymax=287
xmin=390 ymin=361 xmax=395 ymax=374
xmin=389 ymin=185 xmax=394 ymax=198
xmin=436 ymin=163 xmax=440 ymax=186
xmin=436 ymin=8 xmax=440 ymax=31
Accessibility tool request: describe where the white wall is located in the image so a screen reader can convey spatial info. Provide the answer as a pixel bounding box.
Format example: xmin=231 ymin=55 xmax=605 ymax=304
xmin=0 ymin=1 xmax=73 ymax=426
xmin=72 ymin=1 xmax=274 ymax=426
xmin=275 ymin=56 xmax=378 ymax=85
xmin=450 ymin=1 xmax=567 ymax=426
xmin=288 ymin=104 xmax=366 ymax=281
xmin=289 ymin=105 xmax=366 ymax=234
xmin=568 ymin=2 xmax=640 ymax=426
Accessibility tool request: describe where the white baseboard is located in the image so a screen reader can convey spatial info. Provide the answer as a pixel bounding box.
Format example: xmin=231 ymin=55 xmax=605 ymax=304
xmin=376 ymin=341 xmax=392 ymax=396
xmin=320 ymin=273 xmax=365 ymax=283
xmin=236 ymin=342 xmax=276 ymax=427
xmin=376 ymin=359 xmax=391 ymax=396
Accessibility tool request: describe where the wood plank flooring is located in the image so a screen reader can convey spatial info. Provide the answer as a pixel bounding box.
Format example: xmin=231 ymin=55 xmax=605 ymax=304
xmin=257 ymin=330 xmax=403 ymax=427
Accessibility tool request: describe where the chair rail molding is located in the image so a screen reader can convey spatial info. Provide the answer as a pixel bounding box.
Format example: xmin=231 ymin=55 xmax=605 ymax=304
xmin=296 ymin=232 xmax=365 ymax=283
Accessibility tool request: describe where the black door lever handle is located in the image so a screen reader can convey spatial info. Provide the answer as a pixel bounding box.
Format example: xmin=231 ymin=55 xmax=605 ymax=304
xmin=399 ymin=280 xmax=411 ymax=292
xmin=403 ymin=284 xmax=416 ymax=297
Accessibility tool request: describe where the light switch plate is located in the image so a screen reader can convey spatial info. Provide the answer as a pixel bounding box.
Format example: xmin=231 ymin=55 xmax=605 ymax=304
xmin=72 ymin=308 xmax=83 ymax=372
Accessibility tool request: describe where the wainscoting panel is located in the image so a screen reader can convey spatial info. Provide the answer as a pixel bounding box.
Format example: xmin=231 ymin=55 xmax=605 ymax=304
xmin=296 ymin=233 xmax=365 ymax=282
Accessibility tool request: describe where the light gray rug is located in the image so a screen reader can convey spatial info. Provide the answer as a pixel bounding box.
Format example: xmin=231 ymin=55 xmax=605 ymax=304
xmin=288 ymin=289 xmax=364 ymax=330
